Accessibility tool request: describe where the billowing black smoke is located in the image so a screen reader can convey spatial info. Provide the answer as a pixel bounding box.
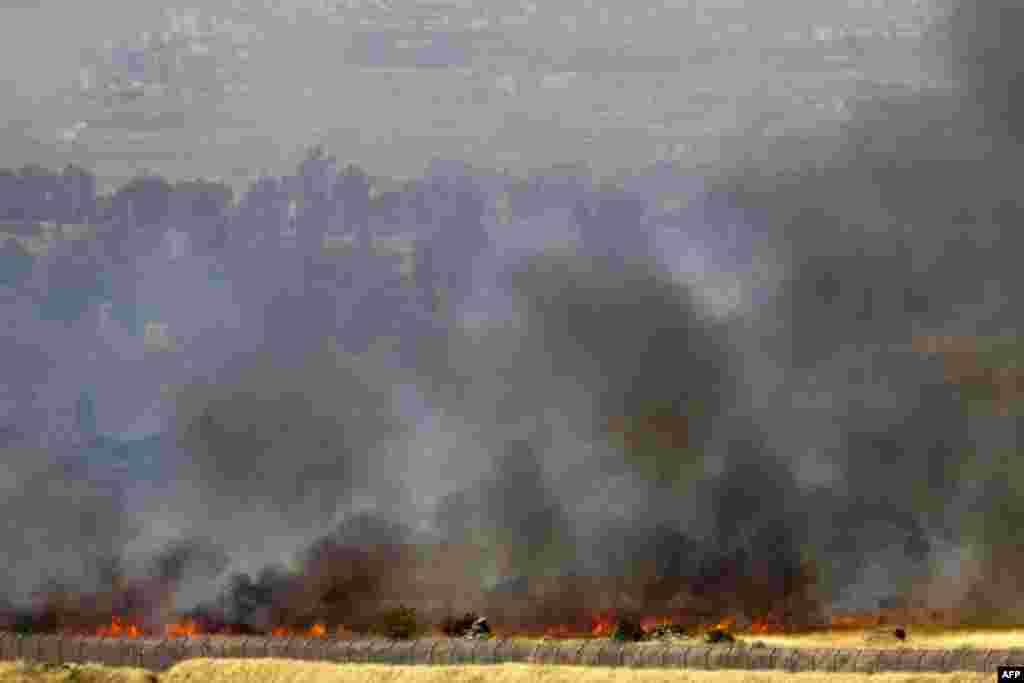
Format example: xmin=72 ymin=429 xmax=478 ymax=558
xmin=707 ymin=0 xmax=1024 ymax=619
xmin=6 ymin=0 xmax=1024 ymax=636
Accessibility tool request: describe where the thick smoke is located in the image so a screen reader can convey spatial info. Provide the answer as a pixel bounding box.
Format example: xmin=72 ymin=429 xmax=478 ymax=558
xmin=0 ymin=447 xmax=137 ymax=607
xmin=705 ymin=0 xmax=1024 ymax=618
xmin=939 ymin=0 xmax=1024 ymax=146
xmin=6 ymin=0 xmax=1024 ymax=634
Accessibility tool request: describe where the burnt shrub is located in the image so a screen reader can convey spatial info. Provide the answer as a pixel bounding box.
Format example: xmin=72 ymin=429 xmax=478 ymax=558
xmin=441 ymin=612 xmax=479 ymax=636
xmin=611 ymin=617 xmax=646 ymax=642
xmin=9 ymin=609 xmax=58 ymax=635
xmin=440 ymin=612 xmax=492 ymax=639
xmin=646 ymin=623 xmax=691 ymax=641
xmin=373 ymin=605 xmax=419 ymax=640
xmin=704 ymin=626 xmax=735 ymax=643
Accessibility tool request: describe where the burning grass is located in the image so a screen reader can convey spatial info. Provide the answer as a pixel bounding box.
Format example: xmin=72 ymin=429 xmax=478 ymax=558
xmin=11 ymin=605 xmax=1024 ymax=653
xmin=0 ymin=660 xmax=996 ymax=683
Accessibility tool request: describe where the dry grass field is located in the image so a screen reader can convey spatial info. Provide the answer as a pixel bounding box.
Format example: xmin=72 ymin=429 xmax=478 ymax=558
xmin=738 ymin=626 xmax=1024 ymax=651
xmin=0 ymin=660 xmax=997 ymax=683
xmin=2 ymin=627 xmax=1023 ymax=683
xmin=0 ymin=661 xmax=157 ymax=683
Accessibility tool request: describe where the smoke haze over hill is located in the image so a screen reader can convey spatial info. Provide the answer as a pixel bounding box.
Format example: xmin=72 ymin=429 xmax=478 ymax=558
xmin=2 ymin=0 xmax=1024 ymax=635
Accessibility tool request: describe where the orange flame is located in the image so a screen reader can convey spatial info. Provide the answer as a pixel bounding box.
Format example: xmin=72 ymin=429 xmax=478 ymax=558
xmin=270 ymin=623 xmax=329 ymax=638
xmin=830 ymin=614 xmax=882 ymax=630
xmin=748 ymin=615 xmax=794 ymax=634
xmin=590 ymin=611 xmax=617 ymax=637
xmin=708 ymin=616 xmax=736 ymax=632
xmin=543 ymin=624 xmax=578 ymax=639
xmin=165 ymin=619 xmax=202 ymax=639
xmin=639 ymin=615 xmax=675 ymax=632
xmin=95 ymin=617 xmax=144 ymax=638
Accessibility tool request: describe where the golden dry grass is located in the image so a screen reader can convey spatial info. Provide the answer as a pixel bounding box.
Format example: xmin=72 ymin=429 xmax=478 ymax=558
xmin=0 ymin=660 xmax=156 ymax=683
xmin=161 ymin=660 xmax=994 ymax=683
xmin=4 ymin=627 xmax=1023 ymax=683
xmin=736 ymin=627 xmax=1024 ymax=651
xmin=0 ymin=658 xmax=1000 ymax=683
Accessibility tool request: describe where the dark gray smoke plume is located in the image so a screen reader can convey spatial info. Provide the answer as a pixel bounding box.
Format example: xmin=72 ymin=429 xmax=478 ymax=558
xmin=940 ymin=0 xmax=1024 ymax=145
xmin=706 ymin=0 xmax=1024 ymax=619
xmin=6 ymin=0 xmax=1024 ymax=634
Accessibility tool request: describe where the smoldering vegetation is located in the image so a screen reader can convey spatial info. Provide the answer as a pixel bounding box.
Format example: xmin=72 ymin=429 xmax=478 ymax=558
xmin=3 ymin=0 xmax=1024 ymax=638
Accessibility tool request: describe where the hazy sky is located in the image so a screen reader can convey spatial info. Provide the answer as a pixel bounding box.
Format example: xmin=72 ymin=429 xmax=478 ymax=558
xmin=1 ymin=0 xmax=947 ymax=189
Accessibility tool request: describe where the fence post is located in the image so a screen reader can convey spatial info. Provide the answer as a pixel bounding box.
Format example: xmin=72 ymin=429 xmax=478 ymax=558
xmin=384 ymin=638 xmax=398 ymax=663
xmin=721 ymin=643 xmax=735 ymax=670
xmin=787 ymin=648 xmax=801 ymax=672
xmin=736 ymin=643 xmax=748 ymax=669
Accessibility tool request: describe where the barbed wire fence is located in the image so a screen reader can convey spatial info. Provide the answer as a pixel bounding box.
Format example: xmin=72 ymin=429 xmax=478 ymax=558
xmin=0 ymin=634 xmax=1020 ymax=673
